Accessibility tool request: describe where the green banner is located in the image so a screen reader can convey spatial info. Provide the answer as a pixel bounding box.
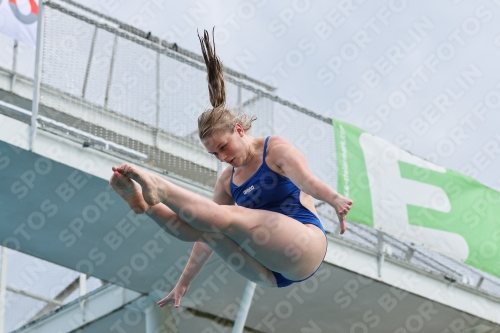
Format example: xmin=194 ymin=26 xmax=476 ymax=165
xmin=333 ymin=119 xmax=500 ymax=277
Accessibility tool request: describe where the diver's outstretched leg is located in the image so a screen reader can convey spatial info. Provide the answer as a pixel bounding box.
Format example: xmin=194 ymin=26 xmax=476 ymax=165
xmin=110 ymin=170 xmax=276 ymax=286
xmin=114 ymin=163 xmax=328 ymax=282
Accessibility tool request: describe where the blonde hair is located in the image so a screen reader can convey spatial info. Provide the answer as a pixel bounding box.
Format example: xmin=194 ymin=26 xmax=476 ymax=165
xmin=197 ymin=29 xmax=256 ymax=140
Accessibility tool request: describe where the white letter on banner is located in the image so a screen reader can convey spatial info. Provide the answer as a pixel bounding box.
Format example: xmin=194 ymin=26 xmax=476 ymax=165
xmin=359 ymin=133 xmax=469 ymax=261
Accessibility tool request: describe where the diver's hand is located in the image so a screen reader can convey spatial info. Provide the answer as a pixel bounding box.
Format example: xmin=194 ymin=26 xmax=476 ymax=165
xmin=157 ymin=282 xmax=189 ymax=308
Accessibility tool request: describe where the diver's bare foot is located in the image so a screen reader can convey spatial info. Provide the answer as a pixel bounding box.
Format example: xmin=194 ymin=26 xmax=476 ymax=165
xmin=113 ymin=164 xmax=164 ymax=206
xmin=333 ymin=194 xmax=353 ymax=235
xmin=110 ymin=171 xmax=149 ymax=214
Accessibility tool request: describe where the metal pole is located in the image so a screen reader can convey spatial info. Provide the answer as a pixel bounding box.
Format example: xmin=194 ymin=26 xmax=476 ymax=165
xmin=377 ymin=231 xmax=385 ymax=278
xmin=104 ymin=34 xmax=118 ymax=109
xmin=154 ymin=42 xmax=161 ymax=147
xmin=6 ymin=285 xmax=64 ymax=306
xmin=0 ymin=247 xmax=8 ymax=333
xmin=82 ymin=26 xmax=98 ymax=98
xmin=79 ymin=273 xmax=86 ymax=297
xmin=11 ymin=40 xmax=18 ymax=91
xmin=79 ymin=273 xmax=88 ymax=321
xmin=232 ymin=281 xmax=256 ymax=333
xmin=30 ymin=0 xmax=45 ymax=151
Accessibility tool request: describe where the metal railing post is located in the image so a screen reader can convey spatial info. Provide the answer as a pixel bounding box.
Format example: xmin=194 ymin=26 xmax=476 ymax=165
xmin=11 ymin=40 xmax=18 ymax=91
xmin=82 ymin=26 xmax=98 ymax=99
xmin=154 ymin=42 xmax=161 ymax=147
xmin=104 ymin=34 xmax=118 ymax=109
xmin=30 ymin=0 xmax=45 ymax=151
xmin=231 ymin=281 xmax=256 ymax=333
xmin=79 ymin=273 xmax=87 ymax=297
xmin=377 ymin=230 xmax=385 ymax=278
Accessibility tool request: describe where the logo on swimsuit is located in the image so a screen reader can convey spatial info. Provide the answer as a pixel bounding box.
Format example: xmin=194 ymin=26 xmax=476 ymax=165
xmin=243 ymin=185 xmax=254 ymax=195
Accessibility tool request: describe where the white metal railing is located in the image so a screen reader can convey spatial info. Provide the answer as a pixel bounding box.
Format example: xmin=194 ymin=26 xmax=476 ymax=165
xmin=0 ymin=100 xmax=148 ymax=160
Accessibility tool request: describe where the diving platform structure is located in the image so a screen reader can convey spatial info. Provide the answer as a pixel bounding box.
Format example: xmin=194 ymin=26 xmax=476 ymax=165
xmin=0 ymin=1 xmax=500 ymax=332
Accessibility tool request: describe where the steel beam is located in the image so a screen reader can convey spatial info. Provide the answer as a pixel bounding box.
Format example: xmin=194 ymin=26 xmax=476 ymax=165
xmin=12 ymin=284 xmax=142 ymax=333
xmin=6 ymin=286 xmax=64 ymax=306
xmin=28 ymin=276 xmax=81 ymax=322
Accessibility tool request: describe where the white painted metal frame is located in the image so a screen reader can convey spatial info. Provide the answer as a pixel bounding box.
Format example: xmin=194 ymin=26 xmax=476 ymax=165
xmin=232 ymin=281 xmax=256 ymax=333
xmin=29 ymin=0 xmax=45 ymax=151
xmin=6 ymin=286 xmax=64 ymax=306
xmin=28 ymin=276 xmax=83 ymax=323
xmin=0 ymin=100 xmax=148 ymax=160
xmin=79 ymin=273 xmax=87 ymax=297
xmin=12 ymin=284 xmax=142 ymax=333
xmin=154 ymin=39 xmax=161 ymax=148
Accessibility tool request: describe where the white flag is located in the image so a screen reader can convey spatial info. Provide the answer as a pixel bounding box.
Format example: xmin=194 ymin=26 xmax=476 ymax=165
xmin=0 ymin=0 xmax=39 ymax=48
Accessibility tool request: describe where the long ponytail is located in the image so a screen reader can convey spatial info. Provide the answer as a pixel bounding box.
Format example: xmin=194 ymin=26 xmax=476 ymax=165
xmin=198 ymin=28 xmax=226 ymax=109
xmin=197 ymin=29 xmax=256 ymax=140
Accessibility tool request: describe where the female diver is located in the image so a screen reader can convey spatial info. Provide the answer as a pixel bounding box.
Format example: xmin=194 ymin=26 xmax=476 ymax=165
xmin=109 ymin=29 xmax=352 ymax=308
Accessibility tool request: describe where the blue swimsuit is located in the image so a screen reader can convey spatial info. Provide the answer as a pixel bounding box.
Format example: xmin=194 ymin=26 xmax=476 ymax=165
xmin=230 ymin=136 xmax=326 ymax=288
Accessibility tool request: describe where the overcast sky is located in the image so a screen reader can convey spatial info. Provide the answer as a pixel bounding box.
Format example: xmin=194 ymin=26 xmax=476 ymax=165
xmin=71 ymin=0 xmax=500 ymax=191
